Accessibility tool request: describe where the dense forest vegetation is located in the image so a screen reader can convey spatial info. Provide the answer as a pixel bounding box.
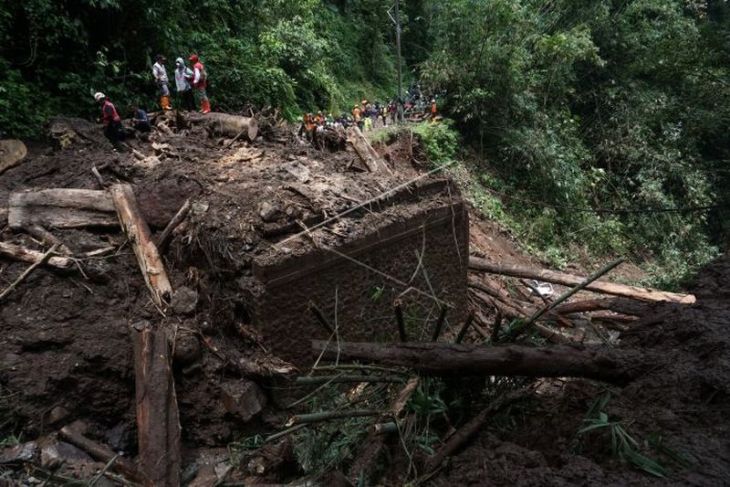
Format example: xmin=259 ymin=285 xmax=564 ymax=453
xmin=1 ymin=0 xmax=728 ymax=283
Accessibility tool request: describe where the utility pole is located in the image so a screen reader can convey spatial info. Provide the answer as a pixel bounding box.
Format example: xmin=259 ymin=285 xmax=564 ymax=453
xmin=390 ymin=0 xmax=405 ymax=123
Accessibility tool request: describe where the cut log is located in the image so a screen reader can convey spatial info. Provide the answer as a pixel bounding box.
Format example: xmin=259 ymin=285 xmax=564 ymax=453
xmin=312 ymin=341 xmax=649 ymax=385
xmin=347 ymin=126 xmax=391 ymax=173
xmin=469 ymin=257 xmax=695 ymax=304
xmin=551 ymin=298 xmax=651 ymax=317
xmin=59 ymin=426 xmax=141 ymax=483
xmin=110 ymin=184 xmax=173 ymax=306
xmin=0 ymin=241 xmax=72 ymax=269
xmin=8 ymin=189 xmax=117 ymax=229
xmin=187 ymin=112 xmax=259 ymax=141
xmin=0 ymin=140 xmax=28 ymax=175
xmin=129 ymin=321 xmax=181 ymax=487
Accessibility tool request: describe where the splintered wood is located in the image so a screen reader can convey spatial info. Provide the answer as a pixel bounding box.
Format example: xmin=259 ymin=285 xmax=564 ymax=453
xmin=8 ymin=188 xmax=118 ymax=229
xmin=129 ymin=321 xmax=181 ymax=487
xmin=110 ymin=184 xmax=172 ymax=306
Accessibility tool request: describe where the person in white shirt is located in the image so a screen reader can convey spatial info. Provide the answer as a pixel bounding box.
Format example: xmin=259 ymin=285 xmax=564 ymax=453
xmin=152 ymin=54 xmax=172 ymax=110
xmin=174 ymin=57 xmax=194 ymax=111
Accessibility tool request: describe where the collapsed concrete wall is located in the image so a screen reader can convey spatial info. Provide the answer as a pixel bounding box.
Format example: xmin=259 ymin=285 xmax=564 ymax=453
xmin=248 ymin=178 xmax=469 ymax=365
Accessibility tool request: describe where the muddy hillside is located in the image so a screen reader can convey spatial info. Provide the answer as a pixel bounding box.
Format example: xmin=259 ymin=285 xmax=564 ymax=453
xmin=0 ymin=111 xmax=729 ymax=487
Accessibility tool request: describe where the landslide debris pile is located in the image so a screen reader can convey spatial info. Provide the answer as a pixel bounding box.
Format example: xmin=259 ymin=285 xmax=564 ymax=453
xmin=0 ymin=111 xmax=453 ymax=485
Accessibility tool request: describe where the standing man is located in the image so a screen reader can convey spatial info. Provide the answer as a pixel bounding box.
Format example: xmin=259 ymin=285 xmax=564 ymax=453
xmin=152 ymin=55 xmax=172 ymax=111
xmin=189 ymin=53 xmax=211 ymax=114
xmin=94 ymin=92 xmax=125 ymax=150
xmin=174 ymin=57 xmax=195 ymax=111
xmin=352 ymin=104 xmax=363 ymax=131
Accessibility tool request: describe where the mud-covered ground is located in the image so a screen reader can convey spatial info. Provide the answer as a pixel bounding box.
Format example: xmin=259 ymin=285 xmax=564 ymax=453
xmin=423 ymin=255 xmax=730 ymax=487
xmin=1 ymin=115 xmax=729 ymax=486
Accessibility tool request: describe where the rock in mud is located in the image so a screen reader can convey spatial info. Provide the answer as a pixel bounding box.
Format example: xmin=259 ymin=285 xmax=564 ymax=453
xmin=174 ymin=332 xmax=202 ymax=365
xmin=0 ymin=442 xmax=38 ymax=464
xmin=40 ymin=440 xmax=91 ymax=469
xmin=171 ymin=286 xmax=199 ymax=315
xmin=220 ymin=380 xmax=267 ymax=422
xmin=258 ymin=201 xmax=281 ymax=223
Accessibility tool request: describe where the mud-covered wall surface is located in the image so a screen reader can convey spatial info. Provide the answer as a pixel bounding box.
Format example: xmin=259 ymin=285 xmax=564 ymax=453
xmin=249 ymin=181 xmax=469 ymax=365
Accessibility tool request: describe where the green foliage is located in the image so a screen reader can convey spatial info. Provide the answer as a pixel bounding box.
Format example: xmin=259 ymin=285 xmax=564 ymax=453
xmin=0 ymin=0 xmax=398 ymax=136
xmin=416 ymin=0 xmax=726 ymax=281
xmin=410 ymin=120 xmax=460 ymax=166
xmin=573 ymin=392 xmax=691 ymax=478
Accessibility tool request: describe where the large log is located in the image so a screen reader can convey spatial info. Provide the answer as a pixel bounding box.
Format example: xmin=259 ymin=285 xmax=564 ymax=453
xmin=0 ymin=140 xmax=28 ymax=175
xmin=129 ymin=321 xmax=181 ymax=487
xmin=186 ymin=112 xmax=259 ymax=141
xmin=0 ymin=241 xmax=72 ymax=269
xmin=469 ymin=257 xmax=695 ymax=304
xmin=312 ymin=341 xmax=649 ymax=384
xmin=347 ymin=126 xmax=391 ymax=173
xmin=110 ymin=184 xmax=173 ymax=306
xmin=8 ymin=189 xmax=117 ymax=229
xmin=551 ymin=297 xmax=651 ymax=317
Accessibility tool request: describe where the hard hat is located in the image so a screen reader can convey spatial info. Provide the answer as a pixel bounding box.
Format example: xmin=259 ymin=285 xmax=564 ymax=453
xmin=189 ymin=54 xmax=199 ymax=63
xmin=94 ymin=92 xmax=105 ymax=102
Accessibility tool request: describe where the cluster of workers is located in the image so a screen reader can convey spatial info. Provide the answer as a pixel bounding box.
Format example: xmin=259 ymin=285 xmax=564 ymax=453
xmin=299 ymin=97 xmax=438 ymax=141
xmin=94 ymin=53 xmax=211 ymax=149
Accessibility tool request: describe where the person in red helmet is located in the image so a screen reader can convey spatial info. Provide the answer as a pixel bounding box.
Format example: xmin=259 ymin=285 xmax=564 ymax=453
xmin=188 ymin=54 xmax=210 ymax=114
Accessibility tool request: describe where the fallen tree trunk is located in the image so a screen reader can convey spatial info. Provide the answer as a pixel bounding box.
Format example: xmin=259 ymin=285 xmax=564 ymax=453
xmin=312 ymin=341 xmax=649 ymax=384
xmin=187 ymin=112 xmax=259 ymax=141
xmin=469 ymin=257 xmax=695 ymax=304
xmin=0 ymin=139 xmax=28 ymax=175
xmin=110 ymin=184 xmax=173 ymax=306
xmin=129 ymin=321 xmax=181 ymax=487
xmin=551 ymin=297 xmax=651 ymax=317
xmin=0 ymin=241 xmax=72 ymax=269
xmin=8 ymin=188 xmax=117 ymax=229
xmin=347 ymin=126 xmax=391 ymax=173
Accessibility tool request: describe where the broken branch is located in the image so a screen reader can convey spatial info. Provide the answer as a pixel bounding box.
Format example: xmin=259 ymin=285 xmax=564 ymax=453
xmin=312 ymin=341 xmax=649 ymax=384
xmin=469 ymin=256 xmax=696 ymax=304
xmin=0 ymin=244 xmax=58 ymax=301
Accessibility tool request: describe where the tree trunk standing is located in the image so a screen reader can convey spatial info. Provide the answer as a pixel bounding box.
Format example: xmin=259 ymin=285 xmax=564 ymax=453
xmin=312 ymin=341 xmax=650 ymax=385
xmin=129 ymin=321 xmax=181 ymax=487
xmin=110 ymin=184 xmax=173 ymax=307
xmin=469 ymin=257 xmax=696 ymax=304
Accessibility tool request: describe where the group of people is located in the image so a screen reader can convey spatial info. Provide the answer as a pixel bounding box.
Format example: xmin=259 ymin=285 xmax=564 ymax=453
xmin=152 ymin=54 xmax=210 ymax=113
xmin=299 ymin=96 xmax=439 ymax=143
xmin=95 ymin=53 xmax=211 ymax=149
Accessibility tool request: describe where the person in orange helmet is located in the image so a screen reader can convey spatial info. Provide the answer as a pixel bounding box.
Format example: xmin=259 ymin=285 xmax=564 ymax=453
xmin=189 ymin=53 xmax=210 ymax=114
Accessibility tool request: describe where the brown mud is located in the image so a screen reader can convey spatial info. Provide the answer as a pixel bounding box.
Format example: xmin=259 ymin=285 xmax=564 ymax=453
xmin=1 ymin=115 xmax=729 ymax=486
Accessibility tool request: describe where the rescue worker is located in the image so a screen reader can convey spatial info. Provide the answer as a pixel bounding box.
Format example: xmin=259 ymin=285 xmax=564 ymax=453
xmin=430 ymin=98 xmax=438 ymax=121
xmin=189 ymin=54 xmax=211 ymax=114
xmin=315 ymin=111 xmax=325 ymax=126
xmin=352 ymin=104 xmax=363 ymax=130
xmin=152 ymin=55 xmax=172 ymax=111
xmin=95 ymin=92 xmax=125 ymax=150
xmin=174 ymin=57 xmax=195 ymax=111
xmin=131 ymin=105 xmax=151 ymax=133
